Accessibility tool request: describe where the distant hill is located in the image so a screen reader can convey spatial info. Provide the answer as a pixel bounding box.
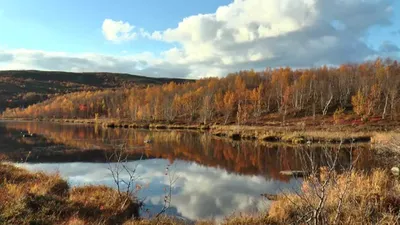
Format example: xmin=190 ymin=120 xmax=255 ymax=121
xmin=0 ymin=70 xmax=191 ymax=111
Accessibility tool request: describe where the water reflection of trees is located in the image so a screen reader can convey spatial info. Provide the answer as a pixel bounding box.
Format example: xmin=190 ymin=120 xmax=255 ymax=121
xmin=2 ymin=122 xmax=375 ymax=182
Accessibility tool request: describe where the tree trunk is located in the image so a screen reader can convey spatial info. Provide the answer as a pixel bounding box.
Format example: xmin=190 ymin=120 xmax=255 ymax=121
xmin=382 ymin=94 xmax=389 ymax=120
xmin=322 ymin=94 xmax=333 ymax=116
xmin=224 ymin=112 xmax=230 ymax=125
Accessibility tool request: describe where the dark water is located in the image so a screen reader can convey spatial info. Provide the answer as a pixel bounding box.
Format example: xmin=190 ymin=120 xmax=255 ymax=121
xmin=0 ymin=121 xmax=375 ymax=221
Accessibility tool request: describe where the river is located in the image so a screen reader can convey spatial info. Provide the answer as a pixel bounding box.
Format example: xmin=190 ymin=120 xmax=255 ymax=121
xmin=0 ymin=120 xmax=375 ymax=221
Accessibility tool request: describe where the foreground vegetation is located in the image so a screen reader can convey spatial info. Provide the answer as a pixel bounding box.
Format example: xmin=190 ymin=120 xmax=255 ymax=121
xmin=270 ymin=169 xmax=400 ymax=224
xmin=124 ymin=165 xmax=400 ymax=225
xmin=0 ymin=164 xmax=140 ymax=225
xmin=1 ymin=159 xmax=400 ymax=224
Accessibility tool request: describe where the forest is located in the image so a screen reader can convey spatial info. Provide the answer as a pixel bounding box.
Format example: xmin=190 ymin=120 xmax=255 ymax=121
xmin=2 ymin=58 xmax=400 ymax=125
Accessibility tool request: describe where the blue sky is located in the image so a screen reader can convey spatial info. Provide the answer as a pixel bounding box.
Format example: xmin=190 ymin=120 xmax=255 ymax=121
xmin=0 ymin=0 xmax=231 ymax=54
xmin=0 ymin=0 xmax=399 ymax=78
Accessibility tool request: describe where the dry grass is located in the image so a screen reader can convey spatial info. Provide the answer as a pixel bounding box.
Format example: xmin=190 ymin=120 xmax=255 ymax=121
xmin=268 ymin=169 xmax=400 ymax=224
xmin=123 ymin=216 xmax=191 ymax=225
xmin=62 ymin=217 xmax=87 ymax=225
xmin=0 ymin=163 xmax=69 ymax=197
xmin=46 ymin=118 xmax=211 ymax=130
xmin=70 ymin=186 xmax=129 ymax=211
xmin=123 ymin=214 xmax=274 ymax=225
xmin=69 ymin=185 xmax=140 ymax=222
xmin=220 ymin=213 xmax=275 ymax=225
xmin=372 ymin=132 xmax=400 ymax=147
xmin=211 ymin=125 xmax=374 ymax=144
xmin=373 ymin=132 xmax=400 ymax=167
xmin=0 ymin=163 xmax=140 ymax=225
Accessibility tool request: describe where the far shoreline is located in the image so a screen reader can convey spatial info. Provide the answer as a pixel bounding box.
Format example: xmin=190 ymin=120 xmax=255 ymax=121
xmin=2 ymin=117 xmax=399 ymax=145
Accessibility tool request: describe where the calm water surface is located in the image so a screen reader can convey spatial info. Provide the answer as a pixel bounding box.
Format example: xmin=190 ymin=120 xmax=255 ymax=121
xmin=0 ymin=121 xmax=375 ymax=221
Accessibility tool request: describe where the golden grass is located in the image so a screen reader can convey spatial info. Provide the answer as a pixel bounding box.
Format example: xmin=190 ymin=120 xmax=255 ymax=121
xmin=62 ymin=217 xmax=87 ymax=225
xmin=123 ymin=214 xmax=274 ymax=225
xmin=372 ymin=132 xmax=400 ymax=145
xmin=70 ymin=185 xmax=140 ymax=218
xmin=0 ymin=163 xmax=139 ymax=225
xmin=268 ymin=169 xmax=400 ymax=224
xmin=372 ymin=132 xmax=400 ymax=167
xmin=211 ymin=125 xmax=374 ymax=144
xmin=0 ymin=163 xmax=69 ymax=197
xmin=220 ymin=213 xmax=275 ymax=225
xmin=123 ymin=216 xmax=191 ymax=225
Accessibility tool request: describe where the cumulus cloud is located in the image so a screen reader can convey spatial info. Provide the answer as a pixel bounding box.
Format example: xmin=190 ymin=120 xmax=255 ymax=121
xmin=102 ymin=19 xmax=137 ymax=43
xmin=143 ymin=0 xmax=394 ymax=77
xmin=1 ymin=0 xmax=397 ymax=78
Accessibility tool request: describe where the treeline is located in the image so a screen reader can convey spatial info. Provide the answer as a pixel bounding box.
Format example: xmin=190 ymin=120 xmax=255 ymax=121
xmin=2 ymin=58 xmax=400 ymax=124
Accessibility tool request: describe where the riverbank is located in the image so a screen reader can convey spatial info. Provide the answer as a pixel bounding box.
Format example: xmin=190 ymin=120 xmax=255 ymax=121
xmin=0 ymin=118 xmax=211 ymax=130
xmin=2 ymin=117 xmax=399 ymax=145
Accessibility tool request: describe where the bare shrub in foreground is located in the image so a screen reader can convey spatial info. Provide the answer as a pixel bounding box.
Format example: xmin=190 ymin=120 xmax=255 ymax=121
xmin=269 ymin=145 xmax=400 ymax=225
xmin=106 ymin=143 xmax=178 ymax=220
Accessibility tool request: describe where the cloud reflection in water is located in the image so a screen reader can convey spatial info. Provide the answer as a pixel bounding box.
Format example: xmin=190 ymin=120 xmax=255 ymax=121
xmin=15 ymin=159 xmax=300 ymax=221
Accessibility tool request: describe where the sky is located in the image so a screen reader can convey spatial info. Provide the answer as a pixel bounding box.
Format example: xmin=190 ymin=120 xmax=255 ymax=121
xmin=0 ymin=0 xmax=399 ymax=78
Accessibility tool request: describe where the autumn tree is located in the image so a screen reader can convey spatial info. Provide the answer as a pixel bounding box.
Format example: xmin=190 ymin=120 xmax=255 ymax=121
xmin=2 ymin=58 xmax=399 ymax=124
xmin=352 ymin=89 xmax=366 ymax=118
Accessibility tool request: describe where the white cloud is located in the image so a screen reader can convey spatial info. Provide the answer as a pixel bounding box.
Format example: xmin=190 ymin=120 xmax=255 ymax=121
xmin=0 ymin=49 xmax=191 ymax=78
xmin=1 ymin=0 xmax=398 ymax=78
xmin=146 ymin=0 xmax=395 ymax=76
xmin=140 ymin=29 xmax=163 ymax=41
xmin=103 ymin=0 xmax=397 ymax=77
xmin=102 ymin=19 xmax=137 ymax=43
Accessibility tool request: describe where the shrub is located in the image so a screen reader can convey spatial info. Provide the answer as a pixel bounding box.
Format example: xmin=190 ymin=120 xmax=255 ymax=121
xmin=333 ymin=107 xmax=345 ymax=124
xmin=268 ymin=169 xmax=400 ymax=224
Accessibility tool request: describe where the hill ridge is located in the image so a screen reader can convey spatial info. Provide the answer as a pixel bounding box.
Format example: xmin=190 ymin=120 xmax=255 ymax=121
xmin=0 ymin=70 xmax=192 ymax=111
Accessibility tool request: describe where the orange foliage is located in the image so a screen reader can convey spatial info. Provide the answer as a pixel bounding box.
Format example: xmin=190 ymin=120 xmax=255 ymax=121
xmin=3 ymin=59 xmax=400 ymax=123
